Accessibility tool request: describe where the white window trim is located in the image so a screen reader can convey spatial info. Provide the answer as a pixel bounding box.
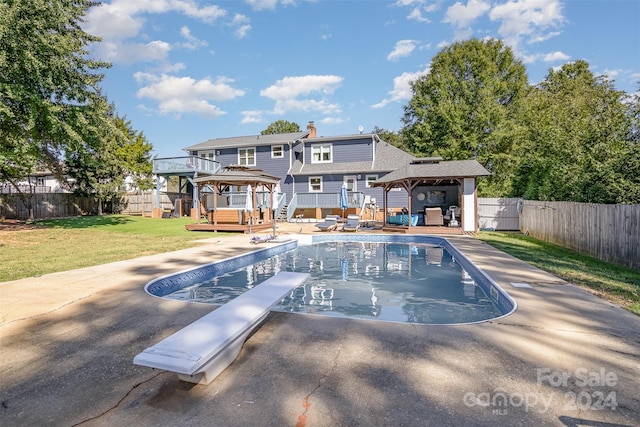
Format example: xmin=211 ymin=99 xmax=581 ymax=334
xmin=365 ymin=175 xmax=378 ymax=188
xmin=238 ymin=147 xmax=256 ymax=166
xmin=311 ymin=143 xmax=332 ymax=164
xmin=271 ymin=145 xmax=284 ymax=158
xmin=309 ymin=176 xmax=323 ymax=192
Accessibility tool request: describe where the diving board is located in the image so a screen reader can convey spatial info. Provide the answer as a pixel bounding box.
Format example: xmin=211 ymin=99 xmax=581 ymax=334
xmin=134 ymin=271 xmax=309 ymax=384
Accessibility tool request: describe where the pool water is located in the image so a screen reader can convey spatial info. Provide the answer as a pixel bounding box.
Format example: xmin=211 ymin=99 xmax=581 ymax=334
xmin=165 ymin=241 xmax=502 ymax=325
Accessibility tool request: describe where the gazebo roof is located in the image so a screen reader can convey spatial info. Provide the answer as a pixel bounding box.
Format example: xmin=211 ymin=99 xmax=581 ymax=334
xmin=193 ymin=165 xmax=281 ymax=186
xmin=371 ymin=157 xmax=490 ymax=185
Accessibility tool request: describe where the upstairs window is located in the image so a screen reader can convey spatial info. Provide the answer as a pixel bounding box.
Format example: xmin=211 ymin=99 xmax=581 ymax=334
xmin=311 ymin=144 xmax=332 ymax=163
xmin=271 ymin=145 xmax=283 ymax=158
xmin=238 ymin=147 xmax=255 ymax=166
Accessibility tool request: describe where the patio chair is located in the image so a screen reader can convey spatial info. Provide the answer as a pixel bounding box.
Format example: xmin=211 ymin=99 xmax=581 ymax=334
xmin=342 ymin=214 xmax=360 ymax=232
xmin=315 ymin=215 xmax=339 ymax=232
xmin=424 ymin=207 xmax=444 ymax=226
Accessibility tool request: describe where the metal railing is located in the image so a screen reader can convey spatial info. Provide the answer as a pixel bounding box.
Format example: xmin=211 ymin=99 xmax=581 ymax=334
xmin=153 ymin=156 xmax=220 ymax=175
xmin=201 ymin=190 xmax=276 ymax=210
xmin=285 ymin=191 xmax=364 ymax=221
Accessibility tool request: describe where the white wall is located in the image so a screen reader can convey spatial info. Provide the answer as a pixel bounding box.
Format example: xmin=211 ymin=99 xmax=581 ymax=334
xmin=462 ymin=178 xmax=476 ymax=232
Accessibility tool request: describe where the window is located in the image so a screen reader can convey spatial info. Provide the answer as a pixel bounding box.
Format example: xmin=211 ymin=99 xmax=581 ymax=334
xmin=238 ymin=147 xmax=255 ymax=166
xmin=365 ymin=175 xmax=378 ymax=188
xmin=311 ymin=144 xmax=332 ymax=163
xmin=309 ymin=176 xmax=322 ymax=192
xmin=271 ymin=145 xmax=283 ymax=158
xmin=344 ymin=175 xmax=357 ymax=191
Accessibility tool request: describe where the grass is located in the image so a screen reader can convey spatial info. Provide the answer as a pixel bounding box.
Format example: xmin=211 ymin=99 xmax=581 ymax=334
xmin=477 ymin=231 xmax=640 ymax=316
xmin=0 ymin=215 xmax=230 ymax=282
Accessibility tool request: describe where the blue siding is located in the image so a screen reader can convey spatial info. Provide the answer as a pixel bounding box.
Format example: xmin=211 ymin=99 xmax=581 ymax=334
xmin=304 ymin=137 xmax=373 ymax=164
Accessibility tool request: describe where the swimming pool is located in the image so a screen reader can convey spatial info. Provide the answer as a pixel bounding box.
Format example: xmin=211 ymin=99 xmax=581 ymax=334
xmin=145 ymin=235 xmax=516 ymax=325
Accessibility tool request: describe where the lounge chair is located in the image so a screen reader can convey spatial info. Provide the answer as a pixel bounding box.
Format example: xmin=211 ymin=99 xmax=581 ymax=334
xmin=342 ymin=214 xmax=360 ymax=232
xmin=424 ymin=207 xmax=444 ymax=226
xmin=315 ymin=215 xmax=339 ymax=231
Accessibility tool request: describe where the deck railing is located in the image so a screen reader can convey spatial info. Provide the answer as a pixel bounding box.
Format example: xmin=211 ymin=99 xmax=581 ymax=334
xmin=286 ymin=192 xmax=364 ymax=221
xmin=153 ymin=156 xmax=220 ymax=175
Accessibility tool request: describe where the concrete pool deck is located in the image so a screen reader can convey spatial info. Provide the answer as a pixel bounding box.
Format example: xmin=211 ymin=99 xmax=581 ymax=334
xmin=1 ymin=223 xmax=639 ymax=426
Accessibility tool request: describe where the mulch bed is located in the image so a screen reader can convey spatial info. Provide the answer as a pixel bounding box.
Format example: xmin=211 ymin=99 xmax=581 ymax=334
xmin=0 ymin=219 xmax=43 ymax=232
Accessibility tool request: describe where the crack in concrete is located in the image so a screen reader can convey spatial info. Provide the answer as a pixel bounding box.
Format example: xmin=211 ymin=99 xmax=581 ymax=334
xmin=295 ymin=334 xmax=345 ymax=427
xmin=1 ymin=292 xmax=99 ymax=326
xmin=71 ymin=372 xmax=163 ymax=426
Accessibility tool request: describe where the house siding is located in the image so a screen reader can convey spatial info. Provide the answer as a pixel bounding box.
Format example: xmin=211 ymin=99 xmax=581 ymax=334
xmin=304 ymin=137 xmax=373 ymax=165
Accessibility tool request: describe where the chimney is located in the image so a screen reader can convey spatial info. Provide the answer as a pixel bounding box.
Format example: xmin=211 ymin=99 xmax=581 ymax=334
xmin=307 ymin=121 xmax=316 ymax=138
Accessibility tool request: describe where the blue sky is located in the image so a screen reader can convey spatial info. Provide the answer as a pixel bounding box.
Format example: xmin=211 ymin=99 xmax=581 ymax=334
xmin=84 ymin=0 xmax=640 ymax=158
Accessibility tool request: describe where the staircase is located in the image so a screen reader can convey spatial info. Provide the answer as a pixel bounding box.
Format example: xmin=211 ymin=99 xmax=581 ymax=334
xmin=276 ymin=204 xmax=288 ymax=222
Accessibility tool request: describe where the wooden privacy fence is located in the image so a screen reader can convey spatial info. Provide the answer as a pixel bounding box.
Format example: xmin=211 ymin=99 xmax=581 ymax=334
xmin=119 ymin=192 xmax=186 ymax=215
xmin=0 ymin=193 xmax=98 ymax=220
xmin=519 ymin=201 xmax=639 ymax=271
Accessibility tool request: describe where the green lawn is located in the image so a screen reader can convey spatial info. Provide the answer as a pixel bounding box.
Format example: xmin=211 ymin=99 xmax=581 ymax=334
xmin=477 ymin=231 xmax=640 ymax=315
xmin=0 ymin=215 xmax=229 ymax=282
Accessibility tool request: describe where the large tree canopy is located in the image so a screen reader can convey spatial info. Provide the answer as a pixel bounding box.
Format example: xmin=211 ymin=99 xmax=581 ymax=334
xmin=401 ymin=39 xmax=528 ymax=181
xmin=0 ymin=0 xmax=119 ymax=189
xmin=261 ymin=120 xmax=301 ymax=135
xmin=511 ymin=61 xmax=638 ymax=203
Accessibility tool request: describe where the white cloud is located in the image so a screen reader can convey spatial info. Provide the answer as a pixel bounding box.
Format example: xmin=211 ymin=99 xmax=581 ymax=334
xmin=408 ymin=7 xmax=431 ymax=23
xmin=178 ymin=26 xmax=208 ymax=50
xmin=241 ymin=110 xmax=264 ymax=124
xmin=94 ymin=40 xmax=172 ymax=64
xmin=84 ymin=0 xmax=227 ymax=64
xmin=372 ymin=67 xmax=430 ymax=109
xmin=603 ymin=68 xmax=621 ymax=80
xmin=230 ymin=14 xmax=252 ymax=38
xmin=261 ymin=75 xmax=343 ymax=100
xmin=245 ymin=0 xmax=279 ymax=11
xmin=489 ymin=0 xmax=565 ymax=45
xmin=543 ymin=51 xmax=569 ymax=62
xmin=320 ymin=117 xmax=345 ymax=125
xmin=387 ymin=40 xmax=419 ymax=61
xmin=133 ymin=73 xmax=245 ymax=117
xmin=260 ymin=75 xmax=344 ymax=117
xmin=444 ymin=0 xmax=490 ymax=28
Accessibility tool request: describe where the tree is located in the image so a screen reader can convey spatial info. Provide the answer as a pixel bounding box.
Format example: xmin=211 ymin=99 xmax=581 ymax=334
xmin=261 ymin=120 xmax=301 ymax=134
xmin=65 ymin=114 xmax=154 ymax=214
xmin=511 ymin=60 xmax=638 ymax=203
xmin=0 ymin=0 xmax=120 ymax=216
xmin=401 ymin=38 xmax=528 ymax=195
xmin=371 ymin=126 xmax=406 ymax=150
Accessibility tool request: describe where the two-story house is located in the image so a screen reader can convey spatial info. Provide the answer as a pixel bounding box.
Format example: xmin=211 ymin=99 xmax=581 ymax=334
xmin=183 ymin=121 xmax=414 ymax=222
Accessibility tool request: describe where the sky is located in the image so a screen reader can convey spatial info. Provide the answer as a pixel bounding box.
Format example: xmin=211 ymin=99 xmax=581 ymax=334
xmin=83 ymin=0 xmax=640 ymax=158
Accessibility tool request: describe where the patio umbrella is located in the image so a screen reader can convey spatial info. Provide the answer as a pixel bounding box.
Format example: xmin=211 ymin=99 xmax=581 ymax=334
xmin=271 ymin=183 xmax=281 ymax=238
xmin=340 ymin=183 xmax=349 ymax=218
xmin=245 ymin=185 xmax=253 ymax=233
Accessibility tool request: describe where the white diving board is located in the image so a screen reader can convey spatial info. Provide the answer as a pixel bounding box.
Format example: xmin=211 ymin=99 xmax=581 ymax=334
xmin=134 ymin=271 xmax=309 ymax=384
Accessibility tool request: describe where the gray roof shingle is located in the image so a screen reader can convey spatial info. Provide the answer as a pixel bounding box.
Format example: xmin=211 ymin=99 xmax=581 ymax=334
xmin=372 ymin=159 xmax=491 ymax=184
xmin=184 ymin=131 xmax=310 ymax=151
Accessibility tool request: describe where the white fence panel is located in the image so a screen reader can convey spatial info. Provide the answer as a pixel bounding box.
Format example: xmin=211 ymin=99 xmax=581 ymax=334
xmin=478 ymin=198 xmax=520 ymax=231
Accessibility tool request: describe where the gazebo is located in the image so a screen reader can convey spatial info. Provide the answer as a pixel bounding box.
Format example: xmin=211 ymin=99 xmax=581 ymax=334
xmin=371 ymin=157 xmax=490 ymax=234
xmin=185 ymin=165 xmax=282 ymax=234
